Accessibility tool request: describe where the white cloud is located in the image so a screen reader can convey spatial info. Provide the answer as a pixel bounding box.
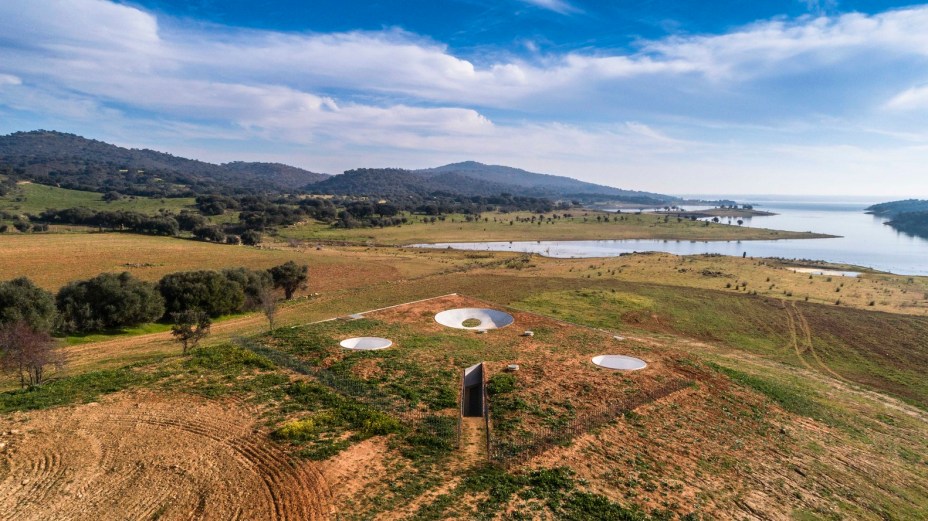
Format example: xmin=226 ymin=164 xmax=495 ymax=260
xmin=885 ymin=85 xmax=928 ymax=111
xmin=0 ymin=0 xmax=927 ymax=195
xmin=0 ymin=74 xmax=22 ymax=86
xmin=519 ymin=0 xmax=578 ymax=14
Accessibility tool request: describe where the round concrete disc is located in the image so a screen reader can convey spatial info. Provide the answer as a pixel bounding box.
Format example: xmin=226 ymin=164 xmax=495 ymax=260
xmin=339 ymin=337 xmax=393 ymax=350
xmin=591 ymin=355 xmax=647 ymax=371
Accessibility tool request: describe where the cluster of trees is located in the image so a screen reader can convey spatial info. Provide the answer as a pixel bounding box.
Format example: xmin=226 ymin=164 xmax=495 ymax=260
xmin=201 ymin=192 xmax=568 ymax=232
xmin=0 ymin=261 xmax=308 ymax=386
xmin=36 ymin=207 xmax=180 ymax=235
xmin=413 ymin=193 xmax=564 ymax=216
xmin=29 ymin=207 xmax=262 ymax=244
xmin=0 ymin=210 xmax=49 ymax=234
xmin=13 ymin=188 xmax=574 ymax=242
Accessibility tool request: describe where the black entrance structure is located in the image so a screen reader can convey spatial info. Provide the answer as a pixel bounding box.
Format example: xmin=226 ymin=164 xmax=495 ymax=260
xmin=461 ymin=363 xmax=486 ymax=418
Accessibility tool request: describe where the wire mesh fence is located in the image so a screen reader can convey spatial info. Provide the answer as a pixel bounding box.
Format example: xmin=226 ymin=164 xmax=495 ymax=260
xmin=487 ymin=378 xmax=694 ymax=466
xmin=235 ymin=336 xmax=461 ymax=449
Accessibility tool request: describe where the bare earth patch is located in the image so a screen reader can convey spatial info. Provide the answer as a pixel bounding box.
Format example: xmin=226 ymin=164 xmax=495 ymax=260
xmin=0 ymin=391 xmax=331 ymax=521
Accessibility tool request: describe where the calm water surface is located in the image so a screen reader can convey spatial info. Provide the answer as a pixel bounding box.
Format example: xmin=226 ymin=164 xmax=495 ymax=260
xmin=412 ymin=197 xmax=928 ymax=276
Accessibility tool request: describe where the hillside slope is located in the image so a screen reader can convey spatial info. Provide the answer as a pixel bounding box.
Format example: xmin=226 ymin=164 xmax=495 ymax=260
xmin=0 ymin=131 xmax=328 ymax=196
xmin=313 ymin=164 xmax=674 ymax=202
xmin=419 ymin=161 xmax=671 ymax=202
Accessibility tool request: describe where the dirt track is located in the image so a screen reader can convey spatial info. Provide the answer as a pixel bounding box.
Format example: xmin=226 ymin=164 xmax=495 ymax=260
xmin=0 ymin=392 xmax=331 ymax=520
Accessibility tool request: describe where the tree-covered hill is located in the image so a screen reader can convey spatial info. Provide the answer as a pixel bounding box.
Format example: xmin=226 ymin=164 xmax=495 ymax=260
xmin=866 ymin=199 xmax=928 ymax=217
xmin=1 ymin=130 xmax=675 ymax=204
xmin=0 ymin=131 xmax=329 ymax=197
xmin=313 ymin=163 xmax=675 ymax=203
xmin=867 ymin=200 xmax=928 ymax=240
xmin=417 ymin=161 xmax=673 ymax=202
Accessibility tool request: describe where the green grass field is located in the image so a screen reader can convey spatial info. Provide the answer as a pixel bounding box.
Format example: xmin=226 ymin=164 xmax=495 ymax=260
xmin=278 ymin=210 xmax=833 ymax=245
xmin=0 ymin=181 xmax=194 ymax=216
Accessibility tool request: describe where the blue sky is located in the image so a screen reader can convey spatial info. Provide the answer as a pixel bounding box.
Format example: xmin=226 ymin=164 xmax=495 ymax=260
xmin=1 ymin=0 xmax=927 ymax=196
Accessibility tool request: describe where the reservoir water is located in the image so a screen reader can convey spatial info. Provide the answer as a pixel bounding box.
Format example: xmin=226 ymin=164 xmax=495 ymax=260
xmin=411 ymin=196 xmax=928 ymax=276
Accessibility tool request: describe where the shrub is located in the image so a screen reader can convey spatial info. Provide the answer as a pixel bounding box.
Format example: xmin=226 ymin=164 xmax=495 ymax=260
xmin=170 ymin=310 xmax=211 ymax=354
xmin=158 ymin=270 xmax=245 ymax=317
xmin=56 ymin=272 xmax=164 ymax=333
xmin=274 ymin=418 xmax=319 ymax=441
xmin=221 ymin=268 xmax=273 ymax=310
xmin=0 ymin=277 xmax=57 ymax=332
xmin=269 ymin=261 xmax=308 ymax=300
xmin=193 ymin=225 xmax=226 ymax=243
xmin=12 ymin=219 xmax=30 ymax=233
xmin=240 ymin=229 xmax=262 ymax=246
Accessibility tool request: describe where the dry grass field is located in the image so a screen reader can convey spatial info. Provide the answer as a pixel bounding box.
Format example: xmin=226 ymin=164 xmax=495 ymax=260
xmin=0 ymin=233 xmax=468 ymax=291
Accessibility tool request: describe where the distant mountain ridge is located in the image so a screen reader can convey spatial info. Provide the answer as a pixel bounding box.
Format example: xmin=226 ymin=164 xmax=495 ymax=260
xmin=0 ymin=130 xmax=672 ymax=203
xmin=0 ymin=131 xmax=329 ymax=196
xmin=417 ymin=161 xmax=667 ymax=200
xmin=312 ymin=162 xmax=673 ymax=203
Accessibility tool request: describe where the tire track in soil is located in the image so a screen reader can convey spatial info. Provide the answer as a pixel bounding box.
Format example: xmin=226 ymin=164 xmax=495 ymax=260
xmin=791 ymin=302 xmax=848 ymax=383
xmin=0 ymin=393 xmax=331 ymax=521
xmin=783 ymin=301 xmax=816 ymax=373
xmin=105 ymin=413 xmax=331 ymax=520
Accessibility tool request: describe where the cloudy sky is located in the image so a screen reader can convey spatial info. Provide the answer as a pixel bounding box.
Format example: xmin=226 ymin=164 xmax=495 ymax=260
xmin=1 ymin=0 xmax=927 ymax=196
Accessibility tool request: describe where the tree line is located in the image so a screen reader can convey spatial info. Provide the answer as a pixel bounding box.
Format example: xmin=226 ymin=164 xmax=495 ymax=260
xmin=0 ymin=261 xmax=308 ymax=387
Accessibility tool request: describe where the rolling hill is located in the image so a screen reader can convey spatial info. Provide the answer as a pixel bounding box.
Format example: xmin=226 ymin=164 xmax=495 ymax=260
xmin=312 ymin=163 xmax=674 ymax=203
xmin=0 ymin=131 xmax=673 ymax=203
xmin=417 ymin=161 xmax=670 ymax=202
xmin=0 ymin=131 xmax=329 ymax=196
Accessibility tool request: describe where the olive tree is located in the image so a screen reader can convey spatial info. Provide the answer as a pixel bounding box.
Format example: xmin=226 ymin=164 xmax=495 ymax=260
xmin=158 ymin=270 xmax=245 ymax=318
xmin=56 ymin=272 xmax=164 ymax=333
xmin=170 ymin=310 xmax=211 ymax=354
xmin=268 ymin=261 xmax=308 ymax=300
xmin=0 ymin=277 xmax=57 ymax=332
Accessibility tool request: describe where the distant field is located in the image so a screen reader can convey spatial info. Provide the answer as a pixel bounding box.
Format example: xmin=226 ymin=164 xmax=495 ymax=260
xmin=526 ymin=251 xmax=928 ymax=315
xmin=0 ymin=181 xmax=194 ymax=216
xmin=278 ymin=210 xmax=833 ymax=245
xmin=0 ymin=233 xmax=461 ymax=290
